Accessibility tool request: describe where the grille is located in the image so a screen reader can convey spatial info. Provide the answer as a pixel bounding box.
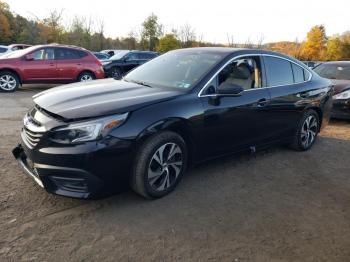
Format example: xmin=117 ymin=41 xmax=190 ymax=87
xmin=22 ymin=127 xmax=43 ymax=148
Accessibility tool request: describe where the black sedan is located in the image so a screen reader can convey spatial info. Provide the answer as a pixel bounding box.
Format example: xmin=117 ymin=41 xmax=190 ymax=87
xmin=13 ymin=48 xmax=333 ymax=199
xmin=313 ymin=61 xmax=350 ymax=119
xmin=102 ymin=50 xmax=158 ymax=78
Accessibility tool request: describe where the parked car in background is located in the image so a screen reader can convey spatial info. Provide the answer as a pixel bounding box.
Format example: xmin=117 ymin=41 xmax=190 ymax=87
xmin=93 ymin=52 xmax=110 ymax=61
xmin=100 ymin=49 xmax=127 ymax=57
xmin=103 ymin=50 xmax=158 ymax=78
xmin=0 ymin=44 xmax=104 ymax=92
xmin=0 ymin=45 xmax=9 ymax=56
xmin=314 ymin=61 xmax=350 ymax=119
xmin=302 ymin=61 xmax=319 ymax=69
xmin=12 ymin=48 xmax=332 ymax=199
xmin=8 ymin=44 xmax=32 ymax=51
xmin=0 ymin=44 xmax=31 ymax=56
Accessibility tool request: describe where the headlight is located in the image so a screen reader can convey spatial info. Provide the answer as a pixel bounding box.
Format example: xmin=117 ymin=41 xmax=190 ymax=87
xmin=50 ymin=113 xmax=128 ymax=144
xmin=333 ymin=89 xmax=350 ymax=100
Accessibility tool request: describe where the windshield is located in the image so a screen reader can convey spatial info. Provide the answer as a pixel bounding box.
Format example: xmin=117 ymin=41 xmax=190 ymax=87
xmin=124 ymin=50 xmax=225 ymax=89
xmin=0 ymin=46 xmax=39 ymax=58
xmin=314 ymin=64 xmax=350 ymax=80
xmin=109 ymin=51 xmax=130 ymax=60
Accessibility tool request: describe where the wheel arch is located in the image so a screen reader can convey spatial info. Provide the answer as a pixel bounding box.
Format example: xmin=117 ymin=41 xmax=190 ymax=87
xmin=136 ymin=118 xmax=196 ymax=166
xmin=0 ymin=68 xmax=22 ymax=84
xmin=77 ymin=70 xmax=96 ymax=80
xmin=305 ymin=106 xmax=323 ymax=132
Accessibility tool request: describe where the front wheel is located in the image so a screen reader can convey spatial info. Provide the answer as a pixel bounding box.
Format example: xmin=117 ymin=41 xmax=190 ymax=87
xmin=110 ymin=67 xmax=122 ymax=79
xmin=0 ymin=71 xmax=20 ymax=92
xmin=290 ymin=109 xmax=320 ymax=151
xmin=131 ymin=131 xmax=188 ymax=199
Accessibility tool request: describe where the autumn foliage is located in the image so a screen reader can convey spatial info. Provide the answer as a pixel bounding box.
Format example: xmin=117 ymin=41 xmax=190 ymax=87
xmin=0 ymin=0 xmax=349 ymax=60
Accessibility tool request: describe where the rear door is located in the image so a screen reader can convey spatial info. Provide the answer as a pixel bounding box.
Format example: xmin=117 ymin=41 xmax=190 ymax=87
xmin=55 ymin=48 xmax=84 ymax=80
xmin=20 ymin=48 xmax=57 ymax=81
xmin=262 ymin=55 xmax=312 ymax=139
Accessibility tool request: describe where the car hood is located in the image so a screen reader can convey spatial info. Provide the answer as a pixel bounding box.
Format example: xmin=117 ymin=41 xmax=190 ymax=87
xmin=33 ymin=79 xmax=183 ymax=120
xmin=330 ymin=79 xmax=350 ymax=95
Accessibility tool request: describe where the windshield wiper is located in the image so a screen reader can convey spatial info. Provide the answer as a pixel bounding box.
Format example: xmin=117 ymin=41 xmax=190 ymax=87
xmin=124 ymin=78 xmax=153 ymax=88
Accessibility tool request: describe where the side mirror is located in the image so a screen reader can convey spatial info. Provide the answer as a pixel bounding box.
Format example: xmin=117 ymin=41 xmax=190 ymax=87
xmin=25 ymin=54 xmax=34 ymax=61
xmin=217 ymin=82 xmax=244 ymax=96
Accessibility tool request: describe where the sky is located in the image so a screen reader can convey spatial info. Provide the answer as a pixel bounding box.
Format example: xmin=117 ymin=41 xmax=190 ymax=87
xmin=5 ymin=0 xmax=350 ymax=44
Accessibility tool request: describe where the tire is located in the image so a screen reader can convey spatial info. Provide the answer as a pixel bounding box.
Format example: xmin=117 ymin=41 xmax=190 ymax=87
xmin=0 ymin=71 xmax=20 ymax=92
xmin=131 ymin=131 xmax=188 ymax=199
xmin=78 ymin=71 xmax=95 ymax=82
xmin=110 ymin=67 xmax=122 ymax=79
xmin=290 ymin=109 xmax=320 ymax=151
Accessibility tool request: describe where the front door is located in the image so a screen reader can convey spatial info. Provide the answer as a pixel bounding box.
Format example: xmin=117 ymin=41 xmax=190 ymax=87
xmin=21 ymin=48 xmax=57 ymax=82
xmin=198 ymin=55 xmax=273 ymax=159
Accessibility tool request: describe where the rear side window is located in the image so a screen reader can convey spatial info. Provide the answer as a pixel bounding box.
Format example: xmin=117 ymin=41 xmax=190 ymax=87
xmin=78 ymin=50 xmax=88 ymax=58
xmin=55 ymin=48 xmax=83 ymax=60
xmin=94 ymin=53 xmax=107 ymax=59
xmin=139 ymin=53 xmax=156 ymax=59
xmin=0 ymin=47 xmax=7 ymax=53
xmin=264 ymin=56 xmax=294 ymax=86
xmin=292 ymin=63 xmax=304 ymax=83
xmin=126 ymin=53 xmax=139 ymax=60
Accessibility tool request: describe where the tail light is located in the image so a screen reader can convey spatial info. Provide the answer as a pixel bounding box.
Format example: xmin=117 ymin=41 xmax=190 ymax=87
xmin=96 ymin=60 xmax=102 ymax=66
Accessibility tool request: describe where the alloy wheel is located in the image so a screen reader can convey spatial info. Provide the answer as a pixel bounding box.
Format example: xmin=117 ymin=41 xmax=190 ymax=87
xmin=148 ymin=142 xmax=183 ymax=191
xmin=0 ymin=75 xmax=17 ymax=91
xmin=301 ymin=115 xmax=318 ymax=148
xmin=80 ymin=74 xmax=93 ymax=81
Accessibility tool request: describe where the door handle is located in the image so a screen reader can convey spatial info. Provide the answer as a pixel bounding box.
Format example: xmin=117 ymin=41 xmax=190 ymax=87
xmin=49 ymin=63 xmax=55 ymax=66
xmin=257 ymin=98 xmax=268 ymax=107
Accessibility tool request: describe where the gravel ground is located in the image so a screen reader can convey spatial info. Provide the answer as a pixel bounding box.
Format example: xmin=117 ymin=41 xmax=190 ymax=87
xmin=1 ymin=86 xmax=350 ymax=262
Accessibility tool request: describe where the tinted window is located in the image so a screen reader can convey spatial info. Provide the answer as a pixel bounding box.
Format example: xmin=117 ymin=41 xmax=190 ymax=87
xmin=31 ymin=48 xmax=55 ymax=60
xmin=78 ymin=50 xmax=88 ymax=58
xmin=94 ymin=53 xmax=108 ymax=59
xmin=314 ymin=64 xmax=350 ymax=80
xmin=126 ymin=53 xmax=139 ymax=60
xmin=0 ymin=47 xmax=7 ymax=53
xmin=139 ymin=53 xmax=156 ymax=59
xmin=55 ymin=48 xmax=81 ymax=60
xmin=303 ymin=69 xmax=311 ymax=81
xmin=292 ymin=63 xmax=305 ymax=83
xmin=264 ymin=56 xmax=294 ymax=86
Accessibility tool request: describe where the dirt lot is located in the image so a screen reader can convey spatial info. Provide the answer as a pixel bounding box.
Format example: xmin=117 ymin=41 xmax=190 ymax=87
xmin=1 ymin=86 xmax=350 ymax=262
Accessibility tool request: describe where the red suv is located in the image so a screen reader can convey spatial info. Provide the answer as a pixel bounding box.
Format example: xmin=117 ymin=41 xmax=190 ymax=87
xmin=0 ymin=44 xmax=105 ymax=92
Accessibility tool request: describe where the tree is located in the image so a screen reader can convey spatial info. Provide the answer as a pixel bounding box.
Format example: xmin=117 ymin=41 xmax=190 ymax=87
xmin=157 ymin=34 xmax=181 ymax=53
xmin=325 ymin=37 xmax=343 ymax=61
xmin=179 ymin=23 xmax=196 ymax=47
xmin=340 ymin=31 xmax=350 ymax=60
xmin=0 ymin=13 xmax=11 ymax=43
xmin=43 ymin=10 xmax=64 ymax=43
xmin=0 ymin=1 xmax=12 ymax=44
xmin=301 ymin=25 xmax=327 ymax=60
xmin=141 ymin=13 xmax=162 ymax=51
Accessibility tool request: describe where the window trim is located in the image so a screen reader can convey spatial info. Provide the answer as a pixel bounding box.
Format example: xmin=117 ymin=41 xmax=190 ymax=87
xmin=198 ymin=53 xmax=313 ymax=97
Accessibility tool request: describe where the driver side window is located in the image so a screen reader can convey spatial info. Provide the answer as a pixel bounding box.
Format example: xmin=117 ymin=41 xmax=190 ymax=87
xmin=205 ymin=56 xmax=264 ymax=95
xmin=31 ymin=48 xmax=55 ymax=60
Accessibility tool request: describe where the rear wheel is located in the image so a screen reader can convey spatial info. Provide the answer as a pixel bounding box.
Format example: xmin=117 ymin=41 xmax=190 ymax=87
xmin=290 ymin=109 xmax=320 ymax=151
xmin=78 ymin=71 xmax=95 ymax=82
xmin=0 ymin=71 xmax=19 ymax=92
xmin=131 ymin=131 xmax=188 ymax=199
